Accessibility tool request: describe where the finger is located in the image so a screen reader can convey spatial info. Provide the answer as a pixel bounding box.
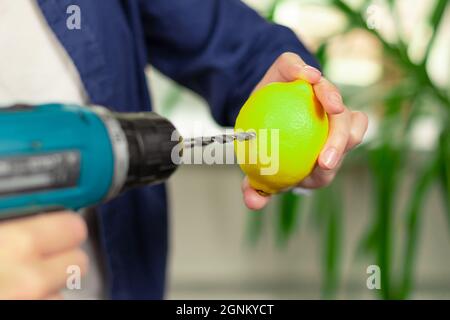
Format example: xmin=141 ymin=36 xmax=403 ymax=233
xmin=241 ymin=177 xmax=271 ymax=210
xmin=313 ymin=78 xmax=345 ymax=114
xmin=318 ymin=110 xmax=351 ymax=170
xmin=299 ymin=165 xmax=338 ymax=189
xmin=0 ymin=249 xmax=87 ymax=300
xmin=345 ymin=111 xmax=369 ymax=152
xmin=255 ymin=52 xmax=322 ymax=90
xmin=272 ymin=52 xmax=322 ymax=83
xmin=0 ymin=212 xmax=87 ymax=258
xmin=34 ymin=249 xmax=88 ymax=298
xmin=0 ymin=265 xmax=26 ymax=299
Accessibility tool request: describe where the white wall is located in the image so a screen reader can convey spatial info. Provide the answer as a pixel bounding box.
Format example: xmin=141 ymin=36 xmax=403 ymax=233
xmin=166 ymin=164 xmax=450 ymax=299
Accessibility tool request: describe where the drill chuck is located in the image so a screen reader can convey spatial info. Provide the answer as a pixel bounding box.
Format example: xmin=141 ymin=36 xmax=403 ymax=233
xmin=91 ymin=106 xmax=181 ymax=200
xmin=110 ymin=111 xmax=180 ymax=190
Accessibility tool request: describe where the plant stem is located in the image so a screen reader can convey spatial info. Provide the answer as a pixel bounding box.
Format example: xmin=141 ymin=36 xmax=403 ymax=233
xmin=399 ymin=152 xmax=440 ymax=299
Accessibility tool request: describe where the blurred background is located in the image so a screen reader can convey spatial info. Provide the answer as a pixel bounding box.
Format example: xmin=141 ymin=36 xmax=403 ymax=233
xmin=147 ymin=0 xmax=450 ymax=299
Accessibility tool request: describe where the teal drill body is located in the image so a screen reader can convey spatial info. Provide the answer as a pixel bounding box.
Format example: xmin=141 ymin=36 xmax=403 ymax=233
xmin=0 ymin=104 xmax=115 ymax=217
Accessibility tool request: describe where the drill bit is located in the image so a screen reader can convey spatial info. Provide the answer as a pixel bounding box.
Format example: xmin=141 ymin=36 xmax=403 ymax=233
xmin=183 ymin=132 xmax=256 ymax=149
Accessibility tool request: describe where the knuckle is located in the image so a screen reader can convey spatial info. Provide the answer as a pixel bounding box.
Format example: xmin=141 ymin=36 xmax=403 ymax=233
xmin=354 ymin=110 xmax=369 ymax=124
xmin=280 ymin=51 xmax=294 ymax=59
xmin=351 ymin=133 xmax=364 ymax=147
xmin=332 ymin=130 xmax=350 ymax=147
xmin=318 ymin=77 xmax=335 ymax=90
xmin=353 ymin=111 xmax=369 ymax=130
xmin=64 ymin=214 xmax=88 ymax=243
xmin=278 ymin=52 xmax=299 ymax=63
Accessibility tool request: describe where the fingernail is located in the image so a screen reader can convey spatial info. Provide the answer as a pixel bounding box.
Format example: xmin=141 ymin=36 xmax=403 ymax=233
xmin=322 ymin=147 xmax=339 ymax=169
xmin=304 ymin=65 xmax=322 ymax=79
xmin=328 ymin=92 xmax=343 ymax=108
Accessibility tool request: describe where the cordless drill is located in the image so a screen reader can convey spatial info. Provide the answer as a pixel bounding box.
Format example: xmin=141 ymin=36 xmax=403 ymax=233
xmin=0 ymin=103 xmax=182 ymax=219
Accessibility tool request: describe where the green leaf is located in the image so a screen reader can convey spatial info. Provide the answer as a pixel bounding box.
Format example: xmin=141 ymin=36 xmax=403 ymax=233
xmin=368 ymin=142 xmax=404 ymax=299
xmin=310 ymin=182 xmax=343 ymax=299
xmin=356 ymin=224 xmax=378 ymax=258
xmin=332 ymin=0 xmax=450 ymax=109
xmin=321 ymin=183 xmax=343 ymax=299
xmin=315 ymin=43 xmax=328 ymax=67
xmin=311 ymin=187 xmax=329 ymax=228
xmin=276 ymin=192 xmax=303 ymax=246
xmin=423 ymin=0 xmax=448 ymax=63
xmin=399 ymin=152 xmax=440 ymax=299
xmin=245 ymin=209 xmax=266 ymax=246
xmin=438 ymin=128 xmax=450 ymax=230
xmin=266 ymin=0 xmax=283 ymax=22
xmin=160 ymin=86 xmax=182 ymax=117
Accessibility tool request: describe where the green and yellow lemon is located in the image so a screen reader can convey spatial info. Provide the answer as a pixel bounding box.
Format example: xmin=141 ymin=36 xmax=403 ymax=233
xmin=235 ymin=80 xmax=329 ymax=194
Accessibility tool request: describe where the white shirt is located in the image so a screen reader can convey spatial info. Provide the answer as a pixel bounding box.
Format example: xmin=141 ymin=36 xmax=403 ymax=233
xmin=0 ymin=0 xmax=103 ymax=299
xmin=0 ymin=0 xmax=87 ymax=106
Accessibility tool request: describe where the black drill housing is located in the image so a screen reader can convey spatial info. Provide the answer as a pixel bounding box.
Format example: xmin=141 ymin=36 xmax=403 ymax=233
xmin=113 ymin=112 xmax=180 ymax=190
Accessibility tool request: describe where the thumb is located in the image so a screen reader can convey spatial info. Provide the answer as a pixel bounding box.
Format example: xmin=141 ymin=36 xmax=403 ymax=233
xmin=254 ymin=52 xmax=322 ymax=91
xmin=241 ymin=177 xmax=271 ymax=210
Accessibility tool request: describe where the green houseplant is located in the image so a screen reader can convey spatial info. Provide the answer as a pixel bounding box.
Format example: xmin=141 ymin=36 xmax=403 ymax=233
xmin=247 ymin=0 xmax=449 ymax=299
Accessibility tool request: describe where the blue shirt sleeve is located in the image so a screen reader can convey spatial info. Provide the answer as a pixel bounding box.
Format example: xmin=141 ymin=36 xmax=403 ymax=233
xmin=140 ymin=0 xmax=319 ymax=126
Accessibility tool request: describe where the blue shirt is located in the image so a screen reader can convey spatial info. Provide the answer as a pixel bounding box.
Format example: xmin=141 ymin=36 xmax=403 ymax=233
xmin=36 ymin=0 xmax=318 ymax=299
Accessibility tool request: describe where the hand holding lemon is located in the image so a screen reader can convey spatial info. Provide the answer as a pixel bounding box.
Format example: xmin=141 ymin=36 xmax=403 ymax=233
xmin=239 ymin=52 xmax=368 ymax=210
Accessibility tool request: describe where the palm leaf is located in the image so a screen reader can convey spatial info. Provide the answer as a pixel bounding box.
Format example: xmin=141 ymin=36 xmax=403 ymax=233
xmin=276 ymin=192 xmax=303 ymax=247
xmin=399 ymin=151 xmax=440 ymax=299
xmin=438 ymin=128 xmax=450 ymax=230
xmin=423 ymin=0 xmax=448 ymax=64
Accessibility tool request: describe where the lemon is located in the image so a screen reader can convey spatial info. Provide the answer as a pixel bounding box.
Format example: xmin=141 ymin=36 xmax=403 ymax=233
xmin=234 ymin=80 xmax=329 ymax=194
